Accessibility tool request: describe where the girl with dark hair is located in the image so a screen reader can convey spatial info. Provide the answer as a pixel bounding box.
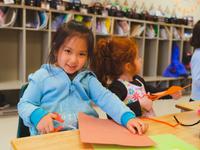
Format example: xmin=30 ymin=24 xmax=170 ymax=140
xmin=190 ymin=20 xmax=200 ymax=101
xmin=18 ymin=20 xmax=148 ymax=136
xmin=90 ymin=37 xmax=181 ymax=117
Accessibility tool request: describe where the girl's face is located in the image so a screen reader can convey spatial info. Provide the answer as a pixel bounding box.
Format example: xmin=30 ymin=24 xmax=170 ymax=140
xmin=134 ymin=56 xmax=142 ymax=74
xmin=127 ymin=56 xmax=142 ymax=77
xmin=56 ymin=36 xmax=88 ymax=74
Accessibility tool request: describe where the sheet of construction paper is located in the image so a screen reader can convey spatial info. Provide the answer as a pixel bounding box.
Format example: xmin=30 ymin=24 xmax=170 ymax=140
xmin=93 ymin=134 xmax=198 ymax=150
xmin=78 ymin=112 xmax=155 ymax=147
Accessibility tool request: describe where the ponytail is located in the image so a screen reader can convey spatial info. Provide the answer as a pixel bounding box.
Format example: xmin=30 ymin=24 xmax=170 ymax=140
xmin=90 ymin=38 xmax=113 ymax=86
xmin=90 ymin=37 xmax=138 ymax=87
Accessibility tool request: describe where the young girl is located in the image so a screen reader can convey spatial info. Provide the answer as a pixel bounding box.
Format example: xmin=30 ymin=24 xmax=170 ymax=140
xmin=18 ymin=20 xmax=148 ymax=136
xmin=90 ymin=37 xmax=181 ymax=117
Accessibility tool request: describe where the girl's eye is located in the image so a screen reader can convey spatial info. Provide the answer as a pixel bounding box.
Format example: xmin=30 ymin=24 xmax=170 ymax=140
xmin=80 ymin=52 xmax=87 ymax=56
xmin=64 ymin=49 xmax=71 ymax=53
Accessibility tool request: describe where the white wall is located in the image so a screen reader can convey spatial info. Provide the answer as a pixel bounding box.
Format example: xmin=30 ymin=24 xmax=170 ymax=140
xmin=81 ymin=0 xmax=200 ymax=23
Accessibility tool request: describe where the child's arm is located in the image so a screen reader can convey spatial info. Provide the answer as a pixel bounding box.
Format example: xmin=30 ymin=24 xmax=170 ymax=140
xmin=88 ymin=76 xmax=148 ymax=134
xmin=145 ymin=83 xmax=173 ymax=99
xmin=147 ymin=87 xmax=182 ymax=100
xmin=145 ymin=82 xmax=183 ymax=100
xmin=17 ymin=73 xmax=49 ymax=131
xmin=133 ymin=75 xmax=174 ymax=99
xmin=120 ymin=112 xmax=148 ymax=134
xmin=108 ymin=80 xmax=142 ymax=117
xmin=18 ymin=78 xmax=59 ymax=134
xmin=108 ymin=80 xmax=127 ymax=100
xmin=88 ymin=76 xmax=133 ymax=123
xmin=138 ymin=95 xmax=153 ymax=111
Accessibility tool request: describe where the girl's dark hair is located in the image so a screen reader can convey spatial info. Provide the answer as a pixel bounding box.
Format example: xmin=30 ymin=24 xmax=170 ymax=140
xmin=90 ymin=37 xmax=138 ymax=86
xmin=190 ymin=20 xmax=200 ymax=49
xmin=48 ymin=20 xmax=94 ymax=64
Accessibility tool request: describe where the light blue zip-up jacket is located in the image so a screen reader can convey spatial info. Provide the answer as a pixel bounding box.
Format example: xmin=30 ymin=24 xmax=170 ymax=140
xmin=191 ymin=49 xmax=200 ymax=100
xmin=18 ymin=64 xmax=135 ymax=135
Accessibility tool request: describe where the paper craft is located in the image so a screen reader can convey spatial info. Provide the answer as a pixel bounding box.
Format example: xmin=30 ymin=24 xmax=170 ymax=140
xmin=78 ymin=112 xmax=155 ymax=147
xmin=147 ymin=85 xmax=184 ymax=100
xmin=93 ymin=134 xmax=198 ymax=150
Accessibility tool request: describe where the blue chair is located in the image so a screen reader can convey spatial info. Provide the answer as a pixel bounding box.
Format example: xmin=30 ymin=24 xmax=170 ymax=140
xmin=17 ymin=84 xmax=30 ymax=138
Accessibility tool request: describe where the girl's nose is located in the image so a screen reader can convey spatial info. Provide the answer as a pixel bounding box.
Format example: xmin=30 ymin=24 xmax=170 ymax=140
xmin=70 ymin=54 xmax=78 ymax=64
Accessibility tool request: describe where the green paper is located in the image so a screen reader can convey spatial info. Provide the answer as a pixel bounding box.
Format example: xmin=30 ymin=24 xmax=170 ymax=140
xmin=93 ymin=134 xmax=197 ymax=150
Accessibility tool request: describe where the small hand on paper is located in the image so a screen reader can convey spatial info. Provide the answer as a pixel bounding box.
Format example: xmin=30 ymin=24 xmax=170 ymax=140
xmin=126 ymin=118 xmax=148 ymax=135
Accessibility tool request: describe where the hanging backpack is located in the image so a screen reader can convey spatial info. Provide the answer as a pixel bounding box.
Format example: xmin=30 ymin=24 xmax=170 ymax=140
xmin=163 ymin=43 xmax=188 ymax=77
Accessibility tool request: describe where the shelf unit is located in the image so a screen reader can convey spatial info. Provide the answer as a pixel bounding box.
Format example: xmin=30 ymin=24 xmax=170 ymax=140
xmin=0 ymin=3 xmax=193 ymax=115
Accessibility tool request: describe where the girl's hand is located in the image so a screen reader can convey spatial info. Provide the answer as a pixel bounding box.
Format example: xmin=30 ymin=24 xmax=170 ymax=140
xmin=139 ymin=95 xmax=153 ymax=111
xmin=171 ymin=91 xmax=182 ymax=100
xmin=36 ymin=113 xmax=57 ymax=134
xmin=126 ymin=118 xmax=148 ymax=135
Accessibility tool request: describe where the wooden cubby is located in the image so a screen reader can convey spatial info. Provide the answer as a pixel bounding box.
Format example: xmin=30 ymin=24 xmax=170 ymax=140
xmin=0 ymin=3 xmax=193 ymax=115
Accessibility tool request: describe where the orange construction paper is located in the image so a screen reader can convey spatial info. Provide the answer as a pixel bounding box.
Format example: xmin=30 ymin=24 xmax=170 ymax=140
xmin=147 ymin=85 xmax=184 ymax=100
xmin=78 ymin=113 xmax=155 ymax=147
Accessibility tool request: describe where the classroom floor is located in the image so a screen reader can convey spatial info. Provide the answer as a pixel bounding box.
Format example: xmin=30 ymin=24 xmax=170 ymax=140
xmin=0 ymin=96 xmax=190 ymax=150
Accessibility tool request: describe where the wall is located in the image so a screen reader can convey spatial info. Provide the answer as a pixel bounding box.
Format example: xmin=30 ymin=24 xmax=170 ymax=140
xmin=81 ymin=0 xmax=200 ymax=23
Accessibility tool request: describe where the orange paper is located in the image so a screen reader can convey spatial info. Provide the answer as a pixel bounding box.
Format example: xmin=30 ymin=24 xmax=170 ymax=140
xmin=148 ymin=85 xmax=184 ymax=100
xmin=78 ymin=113 xmax=155 ymax=147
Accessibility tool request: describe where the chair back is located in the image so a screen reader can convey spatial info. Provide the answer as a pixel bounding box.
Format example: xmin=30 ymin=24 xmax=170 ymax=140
xmin=17 ymin=84 xmax=30 ymax=138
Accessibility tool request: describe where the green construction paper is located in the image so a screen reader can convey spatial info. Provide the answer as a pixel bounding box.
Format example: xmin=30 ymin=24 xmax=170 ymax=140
xmin=93 ymin=134 xmax=197 ymax=150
